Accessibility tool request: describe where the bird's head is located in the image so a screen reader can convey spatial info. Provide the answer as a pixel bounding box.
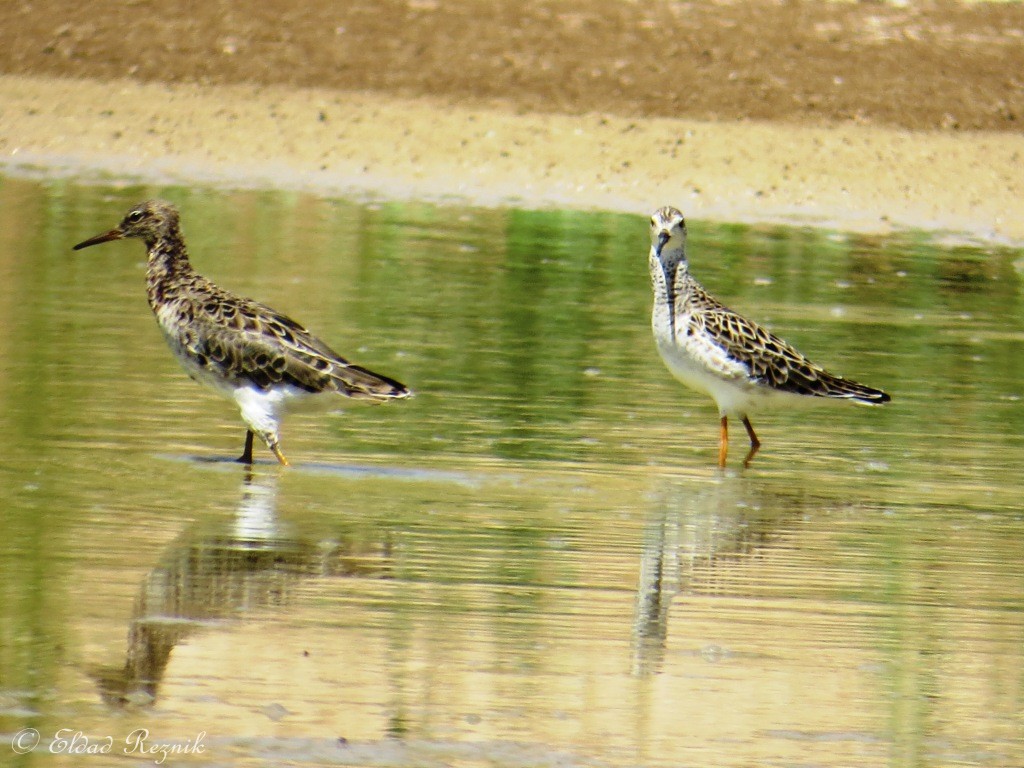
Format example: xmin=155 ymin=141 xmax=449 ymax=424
xmin=648 ymin=206 xmax=690 ymax=297
xmin=74 ymin=200 xmax=181 ymax=251
xmin=649 ymin=206 xmax=688 ymax=263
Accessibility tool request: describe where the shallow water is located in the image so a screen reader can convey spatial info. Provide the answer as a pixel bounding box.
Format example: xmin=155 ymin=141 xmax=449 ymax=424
xmin=0 ymin=175 xmax=1022 ymax=767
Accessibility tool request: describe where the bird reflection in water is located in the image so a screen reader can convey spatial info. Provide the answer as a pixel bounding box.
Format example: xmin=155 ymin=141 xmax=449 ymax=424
xmin=93 ymin=470 xmax=392 ymax=707
xmin=631 ymin=478 xmax=796 ymax=676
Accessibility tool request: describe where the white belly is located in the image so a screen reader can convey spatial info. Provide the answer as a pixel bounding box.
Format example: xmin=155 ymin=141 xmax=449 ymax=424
xmin=654 ymin=325 xmax=810 ymax=418
xmin=156 ymin=321 xmax=315 ymax=441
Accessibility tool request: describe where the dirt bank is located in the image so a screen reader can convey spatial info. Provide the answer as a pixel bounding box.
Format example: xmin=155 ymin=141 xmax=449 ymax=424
xmin=6 ymin=0 xmax=1023 ymax=132
xmin=2 ymin=0 xmax=1022 ymax=241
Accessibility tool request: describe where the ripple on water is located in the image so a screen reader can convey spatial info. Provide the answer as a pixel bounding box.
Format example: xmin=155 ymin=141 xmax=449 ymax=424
xmin=1 ymin=178 xmax=1022 ymax=767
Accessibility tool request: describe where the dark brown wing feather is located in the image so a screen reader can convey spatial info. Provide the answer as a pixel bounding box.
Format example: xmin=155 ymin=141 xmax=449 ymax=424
xmin=694 ymin=308 xmax=890 ymax=404
xmin=181 ymin=286 xmax=410 ymax=400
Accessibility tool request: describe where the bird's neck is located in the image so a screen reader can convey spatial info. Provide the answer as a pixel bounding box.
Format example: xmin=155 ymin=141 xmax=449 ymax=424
xmin=650 ymin=247 xmax=693 ymax=299
xmin=145 ymin=231 xmax=195 ymax=307
xmin=649 ymin=247 xmax=692 ymax=341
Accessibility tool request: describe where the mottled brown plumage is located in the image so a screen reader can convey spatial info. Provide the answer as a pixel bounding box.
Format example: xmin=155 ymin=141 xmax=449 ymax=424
xmin=648 ymin=206 xmax=889 ymax=467
xmin=74 ymin=199 xmax=410 ymax=465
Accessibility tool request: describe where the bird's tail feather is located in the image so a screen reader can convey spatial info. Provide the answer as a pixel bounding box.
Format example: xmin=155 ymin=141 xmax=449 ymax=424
xmin=819 ymin=373 xmax=890 ymax=405
xmin=331 ymin=363 xmax=411 ymax=401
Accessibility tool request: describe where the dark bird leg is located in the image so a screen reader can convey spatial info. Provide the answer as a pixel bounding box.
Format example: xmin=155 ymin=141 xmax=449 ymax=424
xmin=741 ymin=416 xmax=761 ymax=468
xmin=718 ymin=416 xmax=729 ymax=468
xmin=237 ymin=430 xmax=255 ymax=464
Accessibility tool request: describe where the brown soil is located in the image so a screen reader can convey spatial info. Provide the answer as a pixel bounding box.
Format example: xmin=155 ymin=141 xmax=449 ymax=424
xmin=5 ymin=0 xmax=1023 ymax=132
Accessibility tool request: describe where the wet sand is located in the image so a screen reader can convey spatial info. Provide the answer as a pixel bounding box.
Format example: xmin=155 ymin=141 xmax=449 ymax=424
xmin=2 ymin=0 xmax=1023 ymax=241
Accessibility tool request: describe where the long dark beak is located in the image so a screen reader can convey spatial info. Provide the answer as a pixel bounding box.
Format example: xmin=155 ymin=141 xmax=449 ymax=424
xmin=654 ymin=231 xmax=670 ymax=258
xmin=73 ymin=229 xmax=123 ymax=251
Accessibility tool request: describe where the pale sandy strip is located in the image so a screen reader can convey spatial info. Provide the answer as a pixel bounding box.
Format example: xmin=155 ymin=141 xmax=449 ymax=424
xmin=1 ymin=74 xmax=1021 ymax=243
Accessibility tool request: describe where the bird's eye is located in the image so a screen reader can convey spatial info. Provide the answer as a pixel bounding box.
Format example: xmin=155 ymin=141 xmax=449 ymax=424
xmin=128 ymin=210 xmax=144 ymax=223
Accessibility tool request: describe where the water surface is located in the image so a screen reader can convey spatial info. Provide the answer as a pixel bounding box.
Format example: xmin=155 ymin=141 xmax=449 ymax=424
xmin=0 ymin=176 xmax=1022 ymax=767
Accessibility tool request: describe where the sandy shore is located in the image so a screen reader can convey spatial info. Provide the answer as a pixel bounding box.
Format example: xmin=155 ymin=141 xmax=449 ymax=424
xmin=2 ymin=73 xmax=1022 ymax=243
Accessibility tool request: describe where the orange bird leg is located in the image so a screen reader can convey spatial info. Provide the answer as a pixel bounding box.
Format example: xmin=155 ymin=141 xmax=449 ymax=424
xmin=742 ymin=416 xmax=761 ymax=448
xmin=270 ymin=442 xmax=291 ymax=467
xmin=718 ymin=415 xmax=729 ymax=468
xmin=741 ymin=416 xmax=761 ymax=467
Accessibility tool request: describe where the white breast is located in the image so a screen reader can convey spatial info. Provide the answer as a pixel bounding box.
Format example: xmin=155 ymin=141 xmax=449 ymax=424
xmin=654 ymin=311 xmax=809 ymax=417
